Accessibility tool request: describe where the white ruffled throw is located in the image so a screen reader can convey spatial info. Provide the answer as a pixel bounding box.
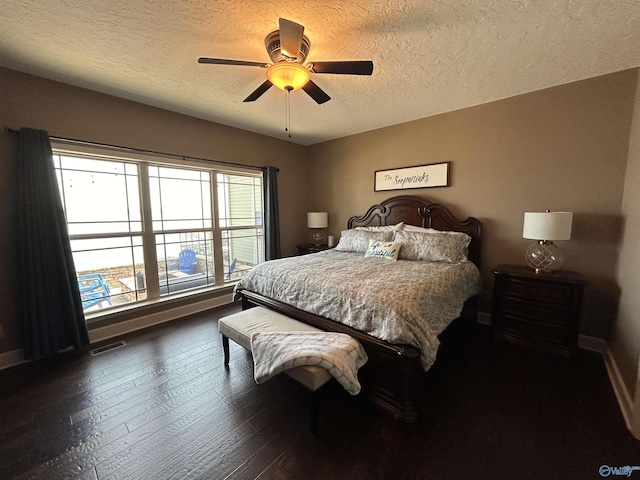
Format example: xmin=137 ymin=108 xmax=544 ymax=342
xmin=251 ymin=331 xmax=368 ymax=395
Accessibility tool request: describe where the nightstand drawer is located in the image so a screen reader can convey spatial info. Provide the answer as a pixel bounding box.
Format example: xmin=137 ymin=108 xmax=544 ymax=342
xmin=499 ymin=277 xmax=574 ymax=303
xmin=494 ymin=313 xmax=571 ymax=346
xmin=497 ymin=296 xmax=570 ymax=327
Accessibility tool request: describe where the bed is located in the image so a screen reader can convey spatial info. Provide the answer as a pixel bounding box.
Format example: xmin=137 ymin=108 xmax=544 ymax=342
xmin=235 ymin=195 xmax=483 ymax=422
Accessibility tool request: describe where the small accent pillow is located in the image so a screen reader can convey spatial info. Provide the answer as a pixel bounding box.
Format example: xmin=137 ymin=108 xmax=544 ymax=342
xmin=335 ymin=229 xmax=393 ymax=253
xmin=395 ymin=230 xmax=471 ymax=263
xmin=355 ymin=222 xmax=404 ymax=232
xmin=364 ymin=240 xmax=401 ymax=261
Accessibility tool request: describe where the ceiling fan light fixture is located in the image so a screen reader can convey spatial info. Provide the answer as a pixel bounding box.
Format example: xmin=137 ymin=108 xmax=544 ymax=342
xmin=266 ymin=62 xmax=310 ymax=91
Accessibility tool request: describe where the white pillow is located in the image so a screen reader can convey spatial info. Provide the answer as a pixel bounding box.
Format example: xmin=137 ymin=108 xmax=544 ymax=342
xmin=355 ymin=222 xmax=404 ymax=232
xmin=335 ymin=229 xmax=393 ymax=253
xmin=394 ymin=230 xmax=471 ymax=263
xmin=402 ymin=224 xmax=469 ymax=238
xmin=402 ymin=224 xmax=436 ymax=233
xmin=364 ymin=240 xmax=401 ymax=261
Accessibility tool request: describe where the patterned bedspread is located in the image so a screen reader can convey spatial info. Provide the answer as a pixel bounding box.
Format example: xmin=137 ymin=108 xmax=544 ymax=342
xmin=234 ymin=250 xmax=482 ymax=370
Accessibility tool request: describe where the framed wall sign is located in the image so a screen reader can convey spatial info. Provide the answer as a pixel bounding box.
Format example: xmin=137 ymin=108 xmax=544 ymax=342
xmin=374 ymin=161 xmax=450 ymax=192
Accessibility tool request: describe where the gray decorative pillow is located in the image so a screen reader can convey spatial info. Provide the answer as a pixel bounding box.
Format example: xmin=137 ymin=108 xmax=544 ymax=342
xmin=335 ymin=229 xmax=394 ymax=253
xmin=402 ymin=224 xmax=470 ymax=239
xmin=395 ymin=230 xmax=471 ymax=263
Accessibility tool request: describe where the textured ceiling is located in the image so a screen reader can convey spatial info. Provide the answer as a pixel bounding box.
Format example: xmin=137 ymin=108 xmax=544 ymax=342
xmin=1 ymin=1 xmax=640 ymax=145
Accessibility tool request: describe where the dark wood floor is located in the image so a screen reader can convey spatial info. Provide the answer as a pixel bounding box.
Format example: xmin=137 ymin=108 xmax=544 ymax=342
xmin=1 ymin=303 xmax=639 ymax=480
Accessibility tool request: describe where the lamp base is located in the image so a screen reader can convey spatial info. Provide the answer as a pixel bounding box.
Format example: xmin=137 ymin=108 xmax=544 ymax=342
xmin=525 ymin=240 xmax=564 ymax=273
xmin=310 ymin=229 xmax=326 ymax=247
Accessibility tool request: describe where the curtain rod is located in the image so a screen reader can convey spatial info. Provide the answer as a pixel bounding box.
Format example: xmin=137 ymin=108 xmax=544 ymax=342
xmin=50 ymin=135 xmax=267 ymax=172
xmin=4 ymin=126 xmax=275 ymax=172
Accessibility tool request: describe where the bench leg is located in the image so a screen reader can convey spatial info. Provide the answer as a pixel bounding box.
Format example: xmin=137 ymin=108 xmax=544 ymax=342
xmin=222 ymin=335 xmax=230 ymax=366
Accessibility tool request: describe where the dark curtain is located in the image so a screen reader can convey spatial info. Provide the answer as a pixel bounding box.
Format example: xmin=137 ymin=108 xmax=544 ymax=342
xmin=15 ymin=128 xmax=88 ymax=360
xmin=262 ymin=166 xmax=281 ymax=260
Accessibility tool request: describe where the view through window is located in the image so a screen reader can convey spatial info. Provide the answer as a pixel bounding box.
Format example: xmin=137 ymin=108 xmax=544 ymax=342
xmin=53 ymin=147 xmax=264 ymax=315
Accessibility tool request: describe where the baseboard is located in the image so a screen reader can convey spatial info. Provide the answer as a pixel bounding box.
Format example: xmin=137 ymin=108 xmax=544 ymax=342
xmin=602 ymin=345 xmax=635 ymax=431
xmin=577 ymin=335 xmax=637 ymax=437
xmin=88 ymin=293 xmax=234 ymax=343
xmin=0 ymin=348 xmax=27 ymax=370
xmin=578 ymin=334 xmax=607 ymax=354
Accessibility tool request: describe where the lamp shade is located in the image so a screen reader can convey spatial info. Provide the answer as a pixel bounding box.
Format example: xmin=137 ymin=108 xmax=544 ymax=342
xmin=307 ymin=212 xmax=328 ymax=229
xmin=523 ymin=211 xmax=573 ymax=241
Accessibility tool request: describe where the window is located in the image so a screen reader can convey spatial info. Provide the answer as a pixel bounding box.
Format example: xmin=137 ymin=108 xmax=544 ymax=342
xmin=217 ymin=173 xmax=265 ymax=273
xmin=53 ymin=145 xmax=263 ymax=314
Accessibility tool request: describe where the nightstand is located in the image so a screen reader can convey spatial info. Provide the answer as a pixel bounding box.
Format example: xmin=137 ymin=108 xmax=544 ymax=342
xmin=491 ymin=264 xmax=587 ymax=357
xmin=296 ymin=244 xmax=333 ymax=255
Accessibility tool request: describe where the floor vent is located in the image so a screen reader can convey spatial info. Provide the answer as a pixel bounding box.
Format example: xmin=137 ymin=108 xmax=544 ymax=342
xmin=91 ymin=341 xmax=126 ymax=356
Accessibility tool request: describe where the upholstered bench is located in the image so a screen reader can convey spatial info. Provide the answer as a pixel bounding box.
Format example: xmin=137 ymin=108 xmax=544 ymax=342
xmin=218 ymin=306 xmax=333 ymax=433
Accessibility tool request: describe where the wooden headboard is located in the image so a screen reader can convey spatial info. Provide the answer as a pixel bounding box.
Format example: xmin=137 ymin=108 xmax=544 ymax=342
xmin=347 ymin=195 xmax=483 ymax=267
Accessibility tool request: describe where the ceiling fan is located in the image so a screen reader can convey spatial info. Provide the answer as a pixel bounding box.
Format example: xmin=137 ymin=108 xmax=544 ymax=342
xmin=198 ymin=18 xmax=374 ymax=104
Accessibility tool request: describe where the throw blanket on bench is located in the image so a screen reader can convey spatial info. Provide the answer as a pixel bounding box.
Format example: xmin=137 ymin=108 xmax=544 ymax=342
xmin=251 ymin=331 xmax=368 ymax=395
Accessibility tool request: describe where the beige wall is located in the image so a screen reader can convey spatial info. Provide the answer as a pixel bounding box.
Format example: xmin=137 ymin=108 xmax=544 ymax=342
xmin=611 ymin=73 xmax=640 ymax=398
xmin=2 ymin=65 xmax=640 ymax=402
xmin=308 ymin=69 xmax=639 ymax=340
xmin=0 ymin=67 xmax=310 ymax=355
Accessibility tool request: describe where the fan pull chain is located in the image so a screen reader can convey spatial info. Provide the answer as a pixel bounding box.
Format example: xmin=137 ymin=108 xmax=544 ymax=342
xmin=285 ymin=86 xmax=292 ymax=138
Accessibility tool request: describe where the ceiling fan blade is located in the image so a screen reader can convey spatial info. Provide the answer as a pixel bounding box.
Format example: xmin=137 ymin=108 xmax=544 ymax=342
xmin=198 ymin=58 xmax=268 ymax=68
xmin=243 ymin=80 xmax=273 ymax=102
xmin=302 ymin=80 xmax=331 ymax=104
xmin=279 ymin=18 xmax=304 ymax=59
xmin=310 ymin=61 xmax=374 ymax=75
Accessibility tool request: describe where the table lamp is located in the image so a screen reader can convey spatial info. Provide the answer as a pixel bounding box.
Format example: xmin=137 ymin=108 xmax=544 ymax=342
xmin=307 ymin=212 xmax=328 ymax=246
xmin=522 ymin=210 xmax=573 ymax=273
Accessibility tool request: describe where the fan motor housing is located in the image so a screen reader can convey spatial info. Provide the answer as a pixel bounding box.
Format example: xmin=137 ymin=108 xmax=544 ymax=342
xmin=265 ymin=30 xmax=310 ymax=64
